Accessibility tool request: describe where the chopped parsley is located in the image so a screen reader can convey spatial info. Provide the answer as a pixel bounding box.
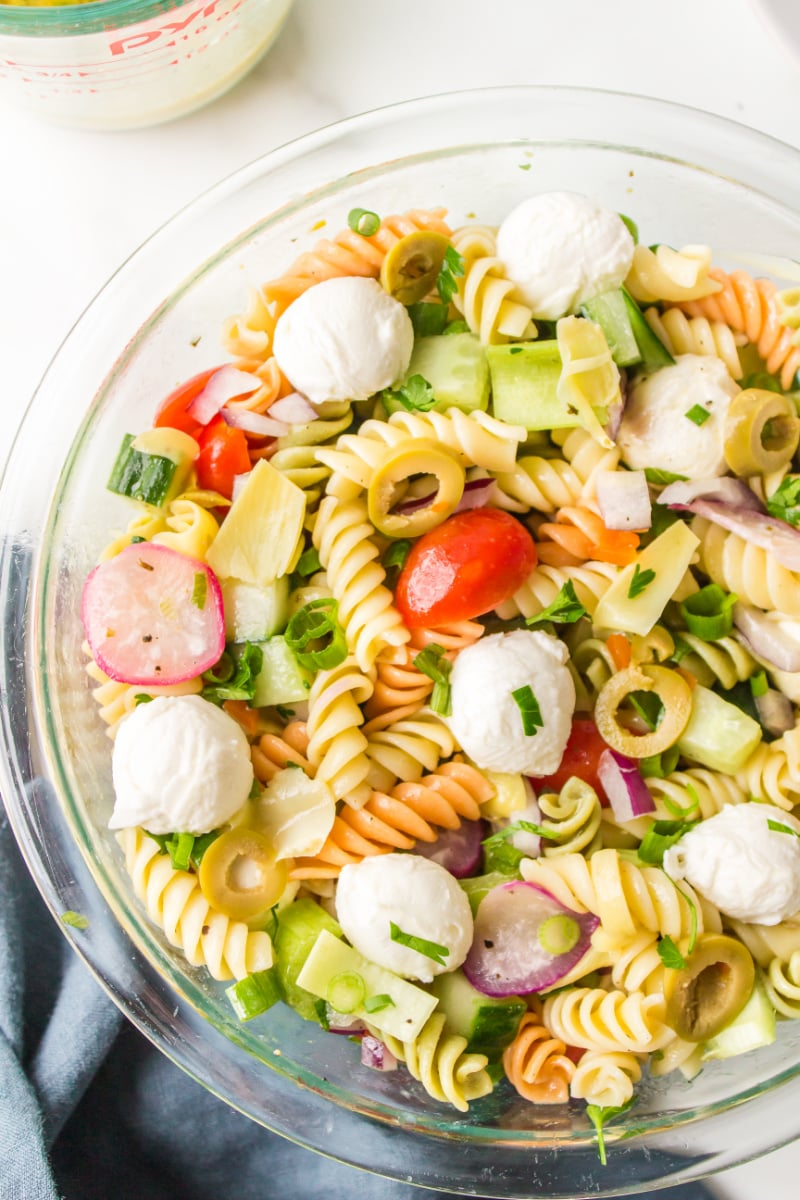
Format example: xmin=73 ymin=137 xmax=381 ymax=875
xmin=201 ymin=642 xmax=263 ymax=705
xmin=685 ymin=404 xmax=711 ymax=426
xmin=364 ymin=994 xmax=395 ymax=1013
xmin=525 ymin=581 xmax=587 ymax=628
xmin=382 ymin=373 xmax=437 ymax=413
xmin=638 ymin=818 xmax=697 ymax=866
xmin=511 ymin=685 xmax=543 ymax=736
xmin=643 ymin=468 xmax=688 ymax=485
xmin=60 ymin=911 xmax=89 ymax=930
xmin=657 ymin=934 xmax=687 ymax=970
xmin=412 ymin=643 xmax=452 ymax=716
xmin=389 ymin=922 xmax=449 ymax=967
xmin=436 ymin=245 xmax=465 ymax=305
xmin=295 ymin=546 xmax=322 ymax=577
xmin=382 ymin=539 xmax=413 ymax=571
xmin=766 ymin=475 xmax=800 ymax=527
xmin=587 ymin=1098 xmax=636 ymax=1166
xmin=627 ymin=563 xmax=656 ymax=600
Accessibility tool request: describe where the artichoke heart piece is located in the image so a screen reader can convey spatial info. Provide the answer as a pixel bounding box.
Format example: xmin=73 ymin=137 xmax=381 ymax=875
xmin=206 ymin=459 xmax=305 ymax=586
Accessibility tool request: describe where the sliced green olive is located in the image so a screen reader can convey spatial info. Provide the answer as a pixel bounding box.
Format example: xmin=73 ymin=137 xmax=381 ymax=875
xmin=379 ymin=231 xmax=450 ymax=305
xmin=663 ymin=933 xmax=755 ymax=1042
xmin=723 ymin=388 xmax=800 ymax=476
xmin=367 ymin=438 xmax=465 ymax=538
xmin=198 ymin=828 xmax=287 ymax=926
xmin=594 ymin=665 xmax=692 ymax=759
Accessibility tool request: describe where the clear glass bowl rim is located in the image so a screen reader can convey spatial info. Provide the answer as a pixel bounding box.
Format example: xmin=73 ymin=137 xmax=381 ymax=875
xmin=0 ymin=0 xmax=192 ymax=38
xmin=4 ymin=85 xmax=800 ymax=1197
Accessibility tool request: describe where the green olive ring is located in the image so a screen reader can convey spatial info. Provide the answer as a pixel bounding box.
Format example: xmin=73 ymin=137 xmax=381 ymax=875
xmin=198 ymin=827 xmax=287 ymax=926
xmin=594 ymin=665 xmax=692 ymax=759
xmin=663 ymin=933 xmax=756 ymax=1042
xmin=367 ymin=439 xmax=466 ymax=539
xmin=379 ymin=231 xmax=451 ymax=305
xmin=723 ymin=387 xmax=800 ymax=476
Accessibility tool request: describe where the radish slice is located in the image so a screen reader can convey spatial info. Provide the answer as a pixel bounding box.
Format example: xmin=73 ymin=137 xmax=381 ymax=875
xmin=597 ymin=749 xmax=655 ymax=822
xmin=413 ymin=819 xmax=486 ymax=878
xmin=463 ymin=880 xmax=598 ymax=997
xmin=82 ymin=542 xmax=225 ymax=686
xmin=187 ymin=366 xmax=261 ymax=424
xmin=361 ymin=1035 xmax=398 ymax=1071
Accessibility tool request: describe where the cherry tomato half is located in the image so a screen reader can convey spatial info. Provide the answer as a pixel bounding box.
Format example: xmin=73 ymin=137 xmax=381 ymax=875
xmin=153 ymin=367 xmax=222 ymax=438
xmin=196 ymin=417 xmax=251 ymax=499
xmin=395 ymin=508 xmax=537 ymax=629
xmin=530 ymin=718 xmax=610 ymax=806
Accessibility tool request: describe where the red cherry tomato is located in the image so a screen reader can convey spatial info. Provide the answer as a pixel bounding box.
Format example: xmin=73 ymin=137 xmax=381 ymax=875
xmin=196 ymin=417 xmax=251 ymax=499
xmin=530 ymin=718 xmax=610 ymax=806
xmin=395 ymin=509 xmax=537 ymax=629
xmin=153 ymin=367 xmax=222 ymax=438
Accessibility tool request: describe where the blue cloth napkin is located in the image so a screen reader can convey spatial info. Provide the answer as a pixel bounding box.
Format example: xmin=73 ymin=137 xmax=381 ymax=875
xmin=0 ymin=806 xmax=719 ymax=1200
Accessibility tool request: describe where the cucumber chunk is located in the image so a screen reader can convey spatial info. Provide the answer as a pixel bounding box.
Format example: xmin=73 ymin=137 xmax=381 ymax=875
xmin=252 ymin=636 xmax=312 ymax=708
xmin=580 ymin=290 xmax=642 ymax=368
xmin=702 ymin=971 xmax=776 ymax=1061
xmin=430 ymin=968 xmax=525 ymax=1053
xmin=676 ymin=684 xmax=762 ymax=774
xmin=387 ymin=332 xmax=489 ymax=415
xmin=487 ymin=341 xmax=608 ymax=432
xmin=621 ymin=286 xmax=675 ymax=369
xmin=107 ymin=428 xmax=197 ymax=508
xmin=272 ymin=899 xmax=343 ymax=1025
xmin=222 ymin=577 xmax=289 ymax=643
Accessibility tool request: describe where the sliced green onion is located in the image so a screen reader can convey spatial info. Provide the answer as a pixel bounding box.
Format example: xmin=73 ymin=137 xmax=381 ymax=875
xmin=538 ymin=914 xmax=580 ymax=955
xmin=364 ymin=993 xmax=395 ymax=1014
xmin=639 ymin=745 xmax=680 ymax=779
xmin=679 ymin=583 xmax=737 ymax=641
xmin=657 ymin=934 xmax=687 ymax=970
xmin=627 ymin=564 xmax=655 ymax=600
xmin=382 ymin=539 xmax=413 ymax=571
xmin=130 ymin=535 xmax=147 ymax=545
xmin=619 ymin=213 xmax=639 ymax=244
xmin=511 ymin=684 xmax=544 ymax=736
xmin=295 ymin=546 xmax=322 ymax=577
xmin=201 ymin=642 xmax=263 ymax=705
xmin=191 ymin=571 xmax=207 ymax=610
xmin=525 ymin=580 xmax=587 ymax=628
xmin=627 ymin=690 xmax=664 ymax=731
xmin=638 ymin=818 xmax=697 ymax=866
xmin=767 ymin=818 xmax=800 ymax=838
xmin=389 ymin=921 xmax=449 ymax=966
xmin=750 ymin=670 xmax=769 ymax=698
xmin=347 ymin=207 xmax=380 ymax=237
xmin=225 ymin=967 xmax=282 ymax=1021
xmin=60 ymin=911 xmax=89 ymax=930
xmin=327 ymin=971 xmax=367 ymax=1014
xmin=673 ymin=882 xmax=698 ymax=955
xmin=443 ymin=319 xmax=469 ymax=335
xmin=685 ymin=404 xmax=711 ymax=426
xmin=412 ymin=643 xmax=452 ymax=716
xmin=285 ymin=598 xmax=348 ymax=670
xmin=168 ymin=832 xmax=195 ymax=871
xmin=643 ymin=468 xmax=688 ymax=485
xmin=660 ymin=781 xmax=701 ymax=820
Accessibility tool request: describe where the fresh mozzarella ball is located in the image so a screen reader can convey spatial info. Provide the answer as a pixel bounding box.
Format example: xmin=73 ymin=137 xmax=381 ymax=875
xmin=272 ymin=276 xmax=414 ymax=405
xmin=663 ymin=804 xmax=800 ymax=925
xmin=447 ymin=630 xmax=576 ymax=776
xmin=496 ymin=191 xmax=634 ymax=320
xmin=110 ymin=695 xmax=253 ymax=834
xmin=617 ymin=354 xmax=739 ymax=480
xmin=335 ymin=855 xmax=474 ymax=982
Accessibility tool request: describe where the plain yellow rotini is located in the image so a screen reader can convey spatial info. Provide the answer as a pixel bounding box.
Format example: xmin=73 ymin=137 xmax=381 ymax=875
xmin=84 ymin=647 xmax=203 ymax=739
xmin=569 ymin=1049 xmax=644 ymax=1108
xmin=305 ymin=656 xmax=375 ymax=809
xmin=542 ymin=987 xmax=673 ymax=1053
xmin=495 ymin=559 xmax=619 ymax=621
xmin=764 ymin=952 xmax=800 ymax=1018
xmin=643 ymin=307 xmax=743 ymax=379
xmin=735 ymin=734 xmax=800 ymax=811
xmin=374 ymin=1012 xmax=492 ymax=1112
xmin=312 ymin=495 xmax=409 ymax=671
xmin=450 ymin=224 xmax=536 ymax=344
xmin=675 ymin=632 xmax=756 ymax=690
xmin=599 ymin=930 xmax=668 ymax=996
xmin=117 ymin=828 xmax=273 ymax=981
xmin=520 ymin=848 xmax=719 ymax=945
xmin=694 ymin=516 xmax=800 ymax=616
xmin=152 ymin=498 xmax=220 ymax=560
xmin=624 ymin=244 xmax=722 ymax=305
xmin=643 ymin=768 xmax=748 ymax=827
xmin=364 ymin=710 xmax=457 ymax=792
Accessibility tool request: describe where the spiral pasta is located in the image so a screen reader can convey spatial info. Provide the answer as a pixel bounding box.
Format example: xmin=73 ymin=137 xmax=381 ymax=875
xmin=643 ymin=307 xmax=743 ymax=378
xmin=152 ymin=498 xmax=220 ymax=560
xmin=693 ymin=516 xmax=800 ymax=616
xmin=365 ymin=711 xmax=457 ymax=792
xmin=84 ymin=647 xmax=202 ymax=738
xmin=407 ymin=620 xmax=484 ymax=656
xmin=117 ymin=828 xmax=273 ymax=981
xmin=536 ymin=505 xmax=639 ymax=567
xmin=98 ymin=508 xmax=169 ymax=561
xmin=678 ymin=269 xmax=800 ymax=391
xmin=291 ymin=760 xmax=494 ymax=880
xmin=602 ymin=930 xmax=668 ymax=996
xmin=312 ymin=495 xmax=409 ymax=671
xmin=221 ymin=208 xmax=453 ymax=362
xmin=539 ymin=777 xmax=603 ymax=858
xmin=569 ymin=1050 xmax=644 ymax=1108
xmin=495 ymin=559 xmax=619 ymax=621
xmin=765 ymin=952 xmax=800 ymax=1018
xmin=543 ymin=987 xmax=673 ymax=1053
xmin=502 ymin=1010 xmax=575 ymax=1104
xmin=674 ymin=632 xmax=756 ymax=690
xmin=251 ymin=721 xmax=313 ymax=784
xmin=450 ymin=224 xmax=536 ymax=344
xmin=644 ymin=768 xmax=748 ymax=823
xmin=625 ymin=244 xmax=722 ymax=305
xmin=375 ymin=1012 xmax=492 ymax=1112
xmin=257 ymin=400 xmax=354 ymax=517
xmin=305 ymin=657 xmax=374 ymax=809
xmin=362 ymin=647 xmax=433 ymax=733
xmin=521 ymin=848 xmax=719 ymax=945
xmin=735 ymin=736 xmax=800 ymax=812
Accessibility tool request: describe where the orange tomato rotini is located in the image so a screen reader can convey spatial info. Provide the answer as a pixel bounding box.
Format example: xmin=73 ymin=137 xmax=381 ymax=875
xmin=362 ymin=647 xmax=433 ymax=734
xmin=251 ymin=721 xmax=313 ymax=784
xmin=407 ymin=619 xmax=485 ymax=656
xmin=502 ymin=1010 xmax=576 ymax=1104
xmin=536 ymin=506 xmax=640 ymax=567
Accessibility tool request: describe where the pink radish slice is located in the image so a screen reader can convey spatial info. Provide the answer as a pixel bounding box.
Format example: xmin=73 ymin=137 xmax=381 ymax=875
xmin=412 ymin=819 xmax=486 ymax=878
xmin=361 ymin=1035 xmax=398 ymax=1071
xmin=82 ymin=542 xmax=225 ymax=686
xmin=463 ymin=880 xmax=599 ymax=998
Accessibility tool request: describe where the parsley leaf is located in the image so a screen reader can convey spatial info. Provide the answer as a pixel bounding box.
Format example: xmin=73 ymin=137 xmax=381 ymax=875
xmin=436 ymin=245 xmax=465 ymax=305
xmin=643 ymin=468 xmax=688 ymax=485
xmin=201 ymin=642 xmax=263 ymax=705
xmin=389 ymin=922 xmax=449 ymax=966
xmin=382 ymin=539 xmax=412 ymax=572
xmin=766 ymin=476 xmax=800 ymax=528
xmin=627 ymin=563 xmax=656 ymax=600
xmin=382 ymin=373 xmax=436 ymax=412
xmin=511 ymin=684 xmax=544 ymax=736
xmin=525 ymin=580 xmax=587 ymax=628
xmin=586 ymin=1098 xmax=637 ymax=1165
xmin=657 ymin=934 xmax=687 ymax=970
xmin=60 ymin=911 xmax=89 ymax=930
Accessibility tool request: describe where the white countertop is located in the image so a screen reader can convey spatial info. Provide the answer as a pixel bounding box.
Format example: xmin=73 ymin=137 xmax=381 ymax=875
xmin=2 ymin=0 xmax=800 ymax=1193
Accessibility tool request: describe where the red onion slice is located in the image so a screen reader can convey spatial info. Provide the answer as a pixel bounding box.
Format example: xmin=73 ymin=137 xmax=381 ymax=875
xmin=187 ymin=366 xmax=262 ymax=425
xmin=596 ymin=469 xmax=652 ymax=531
xmin=659 ymin=477 xmax=763 ymax=512
xmin=231 ymin=471 xmax=252 ymax=503
xmin=222 ymin=408 xmax=290 ymax=437
xmin=394 ymin=488 xmax=437 ymax=516
xmin=268 ymin=392 xmax=319 ymax=424
xmin=463 ymin=881 xmax=599 ymax=997
xmin=360 ymin=1035 xmax=398 ymax=1071
xmin=660 ymin=478 xmax=800 ymax=572
xmin=733 ymin=603 xmax=800 ymax=672
xmin=755 ymin=688 xmax=795 ymax=736
xmin=597 ymin=749 xmax=655 ymax=822
xmin=326 ymin=1008 xmax=366 ymax=1035
xmin=455 ymin=477 xmax=494 ymax=512
xmin=413 ymin=819 xmax=486 ymax=878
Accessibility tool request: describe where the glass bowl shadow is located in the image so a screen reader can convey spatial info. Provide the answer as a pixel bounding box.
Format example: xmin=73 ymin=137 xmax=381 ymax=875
xmin=3 ymin=87 xmax=800 ymax=1197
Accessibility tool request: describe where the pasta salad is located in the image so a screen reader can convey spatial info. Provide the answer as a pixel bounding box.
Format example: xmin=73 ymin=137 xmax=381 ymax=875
xmin=80 ymin=190 xmax=800 ymax=1153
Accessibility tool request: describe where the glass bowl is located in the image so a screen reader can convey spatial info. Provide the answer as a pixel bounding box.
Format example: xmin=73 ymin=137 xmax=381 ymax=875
xmin=3 ymin=86 xmax=800 ymax=1197
xmin=0 ymin=0 xmax=294 ymax=129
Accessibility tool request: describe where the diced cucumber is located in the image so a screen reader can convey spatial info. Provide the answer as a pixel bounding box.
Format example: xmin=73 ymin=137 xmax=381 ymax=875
xmin=296 ymin=929 xmax=438 ymax=1042
xmin=459 ymin=872 xmax=516 ymax=917
xmin=222 ymin=577 xmax=289 ymax=643
xmin=386 ymin=332 xmax=489 ymax=415
xmin=225 ymin=967 xmax=282 ymax=1021
xmin=676 ymin=684 xmax=762 ymax=774
xmin=430 ymin=968 xmax=525 ymax=1053
xmin=580 ymin=290 xmax=642 ymax=368
xmin=251 ymin=636 xmax=312 ymax=708
xmin=592 ymin=519 xmax=700 ymax=636
xmin=272 ymin=899 xmax=343 ymax=1025
xmin=107 ymin=427 xmax=198 ymax=507
xmin=621 ymin=286 xmax=675 ymax=369
xmin=487 ymin=341 xmax=608 ymax=432
xmin=702 ymin=971 xmax=776 ymax=1061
